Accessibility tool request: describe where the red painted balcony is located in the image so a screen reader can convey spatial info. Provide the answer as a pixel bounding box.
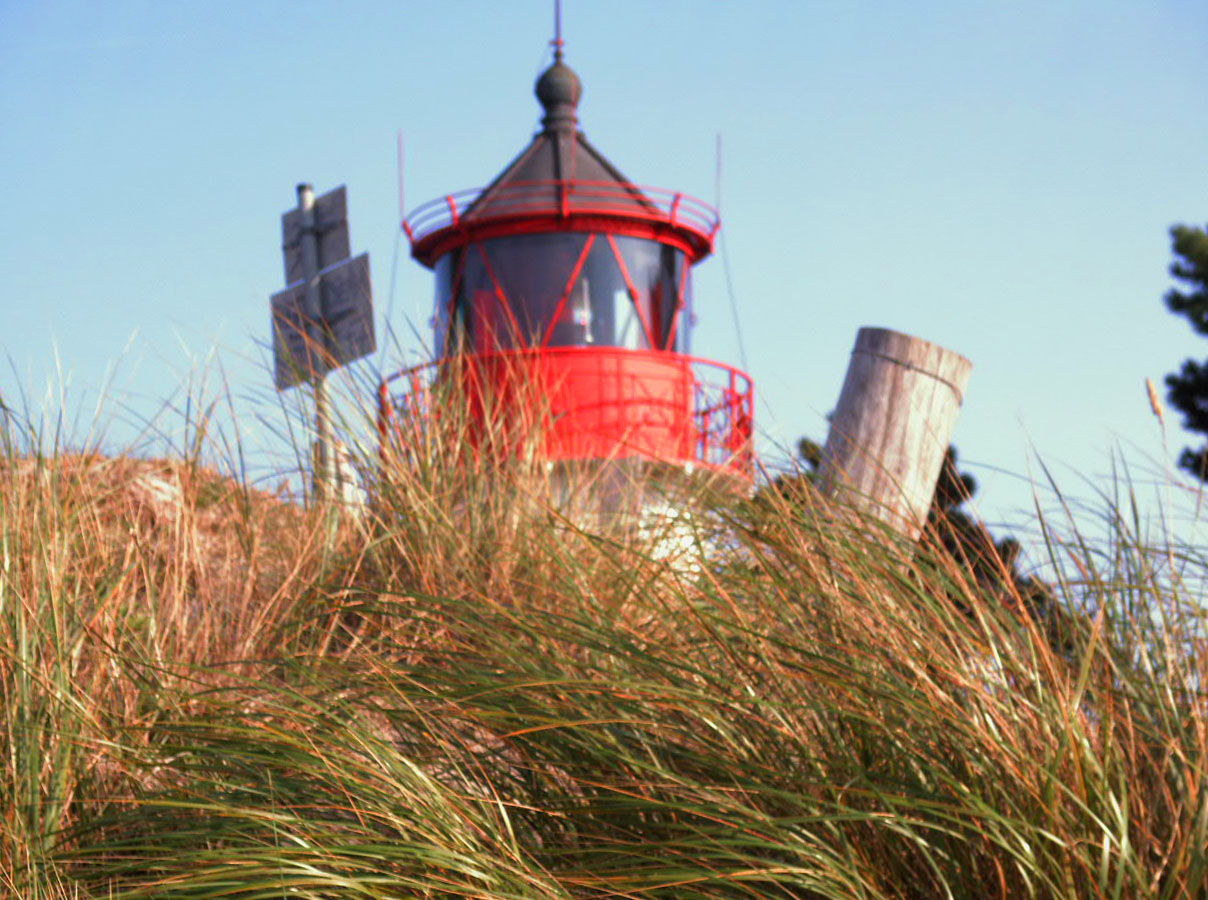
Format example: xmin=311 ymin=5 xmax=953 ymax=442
xmin=378 ymin=347 xmax=753 ymax=478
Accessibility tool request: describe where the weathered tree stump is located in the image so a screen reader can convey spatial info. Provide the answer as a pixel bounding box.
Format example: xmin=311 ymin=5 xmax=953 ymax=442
xmin=818 ymin=327 xmax=972 ymax=541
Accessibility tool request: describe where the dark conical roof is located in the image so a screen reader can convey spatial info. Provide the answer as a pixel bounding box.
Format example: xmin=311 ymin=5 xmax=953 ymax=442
xmin=406 ymin=50 xmax=719 ymax=267
xmin=459 ymin=55 xmax=659 ymax=226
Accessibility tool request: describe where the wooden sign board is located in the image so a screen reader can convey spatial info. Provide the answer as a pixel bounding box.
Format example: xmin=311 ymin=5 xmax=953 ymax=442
xmin=271 ymin=253 xmax=376 ymax=390
xmin=281 ymin=185 xmax=351 ymax=286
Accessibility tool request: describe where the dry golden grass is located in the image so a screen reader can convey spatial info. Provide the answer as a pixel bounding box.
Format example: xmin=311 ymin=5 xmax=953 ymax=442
xmin=1 ymin=386 xmax=1205 ymax=898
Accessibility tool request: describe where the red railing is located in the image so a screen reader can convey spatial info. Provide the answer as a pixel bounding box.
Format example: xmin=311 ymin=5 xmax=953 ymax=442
xmin=403 ymin=181 xmax=721 ymax=251
xmin=378 ymin=348 xmax=753 ymax=478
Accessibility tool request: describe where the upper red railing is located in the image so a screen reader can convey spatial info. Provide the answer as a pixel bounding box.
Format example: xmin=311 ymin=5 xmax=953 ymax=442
xmin=403 ymin=181 xmax=721 ymax=263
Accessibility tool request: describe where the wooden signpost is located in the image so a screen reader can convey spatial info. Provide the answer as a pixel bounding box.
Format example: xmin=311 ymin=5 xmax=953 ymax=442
xmin=818 ymin=327 xmax=972 ymax=541
xmin=271 ymin=183 xmax=375 ymax=501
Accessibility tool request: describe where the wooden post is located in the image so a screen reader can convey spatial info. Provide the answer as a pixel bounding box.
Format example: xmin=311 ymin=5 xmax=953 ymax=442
xmin=818 ymin=327 xmax=972 ymax=541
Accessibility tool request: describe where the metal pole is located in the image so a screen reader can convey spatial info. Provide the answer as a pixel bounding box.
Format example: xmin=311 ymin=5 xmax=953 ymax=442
xmin=297 ymin=182 xmax=333 ymax=503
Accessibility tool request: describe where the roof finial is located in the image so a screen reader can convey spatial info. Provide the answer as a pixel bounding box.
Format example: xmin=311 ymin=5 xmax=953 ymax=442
xmin=536 ymin=0 xmax=580 ymax=132
xmin=552 ymin=0 xmax=564 ymax=63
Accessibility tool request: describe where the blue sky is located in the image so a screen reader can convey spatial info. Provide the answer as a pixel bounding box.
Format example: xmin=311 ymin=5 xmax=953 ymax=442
xmin=2 ymin=0 xmax=1207 ymax=536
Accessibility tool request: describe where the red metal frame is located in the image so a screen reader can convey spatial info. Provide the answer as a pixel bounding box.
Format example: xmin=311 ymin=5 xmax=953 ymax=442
xmin=606 ymin=233 xmax=659 ymax=350
xmin=473 ymin=243 xmax=525 ymax=347
xmin=541 ymin=233 xmax=596 ymax=347
xmin=404 ymin=180 xmax=721 ymax=268
xmin=379 ymin=348 xmax=754 ymax=478
xmin=664 ymin=257 xmax=691 ymax=350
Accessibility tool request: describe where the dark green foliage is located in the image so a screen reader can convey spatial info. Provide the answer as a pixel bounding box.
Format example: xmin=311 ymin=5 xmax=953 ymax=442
xmin=796 ymin=436 xmax=822 ymax=471
xmin=1163 ymin=224 xmax=1208 ymax=333
xmin=1162 ymin=224 xmax=1208 ymax=479
xmin=924 ymin=447 xmax=1064 ymax=646
xmin=780 ymin=440 xmax=1057 ymax=634
xmin=927 ymin=446 xmax=1029 ymax=597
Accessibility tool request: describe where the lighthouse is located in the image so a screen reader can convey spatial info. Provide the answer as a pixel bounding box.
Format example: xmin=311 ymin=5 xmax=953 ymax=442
xmin=379 ymin=40 xmax=754 ymax=504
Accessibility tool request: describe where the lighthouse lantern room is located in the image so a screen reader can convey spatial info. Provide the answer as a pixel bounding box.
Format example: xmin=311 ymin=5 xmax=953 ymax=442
xmin=380 ymin=39 xmax=753 ymax=480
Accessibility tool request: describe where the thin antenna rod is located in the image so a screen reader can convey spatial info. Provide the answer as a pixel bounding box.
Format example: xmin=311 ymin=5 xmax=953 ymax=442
xmin=552 ymin=0 xmax=563 ymax=61
xmin=396 ymin=131 xmax=406 ymax=222
xmin=715 ymin=132 xmax=750 ymax=374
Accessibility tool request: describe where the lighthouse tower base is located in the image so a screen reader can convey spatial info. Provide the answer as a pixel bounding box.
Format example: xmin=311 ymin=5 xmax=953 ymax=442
xmin=545 ymin=457 xmax=748 ymax=568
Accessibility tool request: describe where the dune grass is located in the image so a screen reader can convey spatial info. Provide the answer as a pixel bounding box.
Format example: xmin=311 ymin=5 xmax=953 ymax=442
xmin=1 ymin=380 xmax=1206 ymax=899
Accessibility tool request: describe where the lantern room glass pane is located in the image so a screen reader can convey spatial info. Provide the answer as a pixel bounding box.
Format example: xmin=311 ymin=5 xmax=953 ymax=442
xmin=435 ymin=232 xmax=692 ymax=354
xmin=433 ymin=251 xmax=459 ymax=356
xmin=610 ymin=235 xmax=688 ymax=352
xmin=481 ymin=233 xmax=588 ymax=347
xmin=458 ymin=244 xmax=512 ymax=352
xmin=545 ymin=236 xmax=617 ymax=347
xmin=679 ymin=266 xmax=694 ymax=355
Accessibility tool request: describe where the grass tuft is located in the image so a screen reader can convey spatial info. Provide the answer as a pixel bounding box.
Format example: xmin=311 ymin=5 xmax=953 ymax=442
xmin=1 ymin=381 xmax=1206 ymax=899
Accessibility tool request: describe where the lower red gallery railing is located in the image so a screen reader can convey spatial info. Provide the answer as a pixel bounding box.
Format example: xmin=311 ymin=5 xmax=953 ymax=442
xmin=378 ymin=348 xmax=753 ymax=478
